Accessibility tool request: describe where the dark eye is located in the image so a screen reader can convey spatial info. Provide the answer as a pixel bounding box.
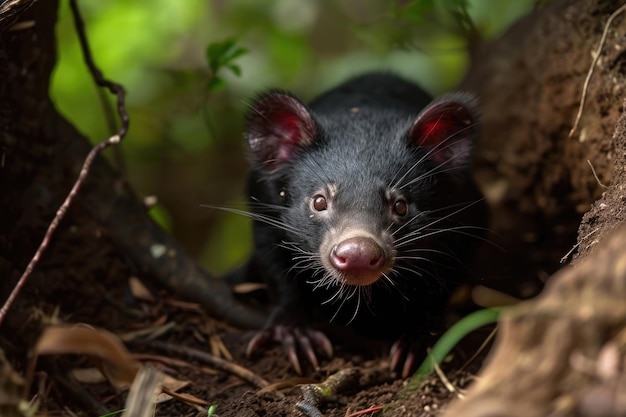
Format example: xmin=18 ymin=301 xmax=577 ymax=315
xmin=312 ymin=195 xmax=328 ymax=211
xmin=393 ymin=199 xmax=408 ymax=216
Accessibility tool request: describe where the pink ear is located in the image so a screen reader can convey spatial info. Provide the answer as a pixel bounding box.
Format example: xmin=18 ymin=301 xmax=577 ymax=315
xmin=246 ymin=92 xmax=316 ymax=172
xmin=409 ymin=93 xmax=479 ymax=167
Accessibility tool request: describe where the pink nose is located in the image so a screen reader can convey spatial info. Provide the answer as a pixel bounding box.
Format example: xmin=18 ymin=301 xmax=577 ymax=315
xmin=330 ymin=236 xmax=384 ymax=274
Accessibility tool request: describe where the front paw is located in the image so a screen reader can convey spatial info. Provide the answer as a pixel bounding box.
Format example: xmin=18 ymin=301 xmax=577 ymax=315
xmin=246 ymin=324 xmax=333 ymax=375
xmin=389 ymin=336 xmax=432 ymax=378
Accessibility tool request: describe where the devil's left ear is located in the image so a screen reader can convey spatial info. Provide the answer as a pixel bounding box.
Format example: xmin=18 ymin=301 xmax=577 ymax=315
xmin=408 ymin=93 xmax=480 ymax=168
xmin=245 ymin=90 xmax=317 ymax=173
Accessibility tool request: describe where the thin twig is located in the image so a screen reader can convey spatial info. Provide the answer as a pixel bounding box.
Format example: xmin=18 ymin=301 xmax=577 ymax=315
xmin=569 ymin=3 xmax=626 ymax=138
xmin=560 ymin=227 xmax=600 ymax=264
xmin=346 ymin=405 xmax=384 ymax=417
xmin=73 ymin=0 xmax=127 ymax=171
xmin=132 ymin=339 xmax=270 ymax=389
xmin=0 ymin=0 xmax=130 ymax=326
xmin=587 ymin=159 xmax=608 ymax=189
xmin=432 ymin=356 xmax=464 ymax=399
xmin=458 ymin=326 xmax=498 ymax=374
xmin=69 ymin=0 xmax=129 ymax=138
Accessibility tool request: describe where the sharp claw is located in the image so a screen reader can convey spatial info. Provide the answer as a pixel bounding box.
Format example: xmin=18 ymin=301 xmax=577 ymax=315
xmin=402 ymin=352 xmax=416 ymax=379
xmin=390 ymin=337 xmax=428 ymax=377
xmin=288 ymin=348 xmax=303 ymax=375
xmin=246 ymin=324 xmax=332 ymax=374
xmin=309 ymin=329 xmax=333 ymax=358
xmin=246 ymin=331 xmax=269 ymax=357
xmin=390 ymin=339 xmax=400 ymax=357
xmin=389 ymin=340 xmax=403 ymax=372
xmin=280 ymin=331 xmax=302 ymax=375
xmin=296 ymin=329 xmax=319 ymax=370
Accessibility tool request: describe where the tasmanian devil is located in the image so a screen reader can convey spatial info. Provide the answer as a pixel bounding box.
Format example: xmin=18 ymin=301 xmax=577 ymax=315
xmin=226 ymin=72 xmax=487 ymax=376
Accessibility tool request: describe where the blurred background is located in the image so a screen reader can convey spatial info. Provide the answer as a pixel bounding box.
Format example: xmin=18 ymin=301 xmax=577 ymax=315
xmin=51 ymin=0 xmax=537 ymax=276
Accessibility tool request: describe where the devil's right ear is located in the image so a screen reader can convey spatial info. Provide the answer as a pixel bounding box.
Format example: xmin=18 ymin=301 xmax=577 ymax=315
xmin=245 ymin=91 xmax=317 ymax=172
xmin=408 ymin=92 xmax=480 ymax=169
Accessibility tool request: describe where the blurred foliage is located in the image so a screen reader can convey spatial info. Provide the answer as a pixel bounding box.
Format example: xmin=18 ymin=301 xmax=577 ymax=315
xmin=51 ymin=0 xmax=537 ymax=275
xmin=205 ymin=38 xmax=248 ymax=92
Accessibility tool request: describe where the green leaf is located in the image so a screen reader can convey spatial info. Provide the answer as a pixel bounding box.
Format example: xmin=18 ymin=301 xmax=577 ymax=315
xmin=396 ymin=0 xmax=436 ymax=23
xmin=222 ymin=46 xmax=248 ymax=64
xmin=226 ymin=64 xmax=242 ymax=77
xmin=205 ymin=38 xmax=247 ymax=81
xmin=204 ymin=38 xmax=247 ymax=92
xmin=207 ymin=76 xmax=226 ymax=93
xmin=206 ymin=38 xmax=236 ymax=72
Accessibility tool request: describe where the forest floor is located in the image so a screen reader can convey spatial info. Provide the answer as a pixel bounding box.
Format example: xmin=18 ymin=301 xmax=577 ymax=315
xmin=17 ymin=234 xmax=499 ymax=417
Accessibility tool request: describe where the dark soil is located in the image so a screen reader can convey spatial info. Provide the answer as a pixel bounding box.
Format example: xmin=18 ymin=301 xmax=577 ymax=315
xmin=3 ymin=0 xmax=626 ymax=416
xmin=9 ymin=226 xmax=494 ymax=417
xmin=462 ymin=0 xmax=626 ymax=299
